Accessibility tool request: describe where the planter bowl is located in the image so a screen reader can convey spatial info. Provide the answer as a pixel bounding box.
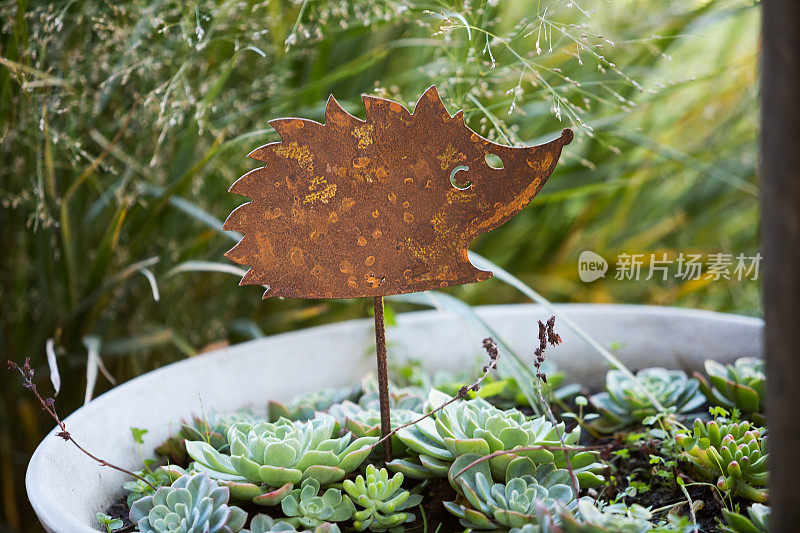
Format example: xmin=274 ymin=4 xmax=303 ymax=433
xmin=26 ymin=303 xmax=762 ymax=532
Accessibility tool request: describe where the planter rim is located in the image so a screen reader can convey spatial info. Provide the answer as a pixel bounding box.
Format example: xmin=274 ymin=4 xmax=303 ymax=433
xmin=25 ymin=303 xmax=763 ymax=532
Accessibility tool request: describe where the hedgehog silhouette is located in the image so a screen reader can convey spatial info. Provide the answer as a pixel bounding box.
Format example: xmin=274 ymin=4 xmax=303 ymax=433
xmin=223 ymin=86 xmax=573 ymax=299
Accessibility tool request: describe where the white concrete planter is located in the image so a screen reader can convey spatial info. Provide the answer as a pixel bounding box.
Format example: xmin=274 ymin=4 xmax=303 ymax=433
xmin=26 ymin=304 xmax=762 ymax=532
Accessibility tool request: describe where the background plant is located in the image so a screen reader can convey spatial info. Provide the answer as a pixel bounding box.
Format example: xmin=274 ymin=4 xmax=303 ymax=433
xmin=590 ymin=368 xmax=706 ymax=432
xmin=1 ymin=0 xmax=758 ymax=530
xmin=696 ymin=358 xmax=765 ymax=424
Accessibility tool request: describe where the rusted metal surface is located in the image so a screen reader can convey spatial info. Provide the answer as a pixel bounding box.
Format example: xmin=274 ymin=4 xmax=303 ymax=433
xmin=372 ymin=296 xmax=392 ymax=464
xmin=223 ymin=85 xmax=573 ymax=299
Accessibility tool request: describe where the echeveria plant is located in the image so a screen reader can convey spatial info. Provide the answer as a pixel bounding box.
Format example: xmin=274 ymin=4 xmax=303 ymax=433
xmin=185 ymin=415 xmax=376 ymax=505
xmin=393 ymin=389 xmax=604 ymax=487
xmin=343 ymin=465 xmax=422 ymax=532
xmin=590 ymin=368 xmax=706 ymax=432
xmin=444 ymin=454 xmax=575 ymax=530
xmin=280 ymin=478 xmax=355 ymax=528
xmin=129 ymin=473 xmax=247 ymax=533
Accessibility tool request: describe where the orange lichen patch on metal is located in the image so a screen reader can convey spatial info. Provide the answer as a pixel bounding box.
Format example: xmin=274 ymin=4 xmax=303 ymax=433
xmin=303 ymin=183 xmax=337 ymax=205
xmin=274 ymin=142 xmax=314 ymax=172
xmin=352 ymin=124 xmax=374 ymax=149
xmin=223 ymin=85 xmax=572 ymax=299
xmin=436 ymin=144 xmax=465 ymax=170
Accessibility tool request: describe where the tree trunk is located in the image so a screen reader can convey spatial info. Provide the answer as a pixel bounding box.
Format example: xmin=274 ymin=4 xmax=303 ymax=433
xmin=762 ymin=1 xmax=800 ymax=530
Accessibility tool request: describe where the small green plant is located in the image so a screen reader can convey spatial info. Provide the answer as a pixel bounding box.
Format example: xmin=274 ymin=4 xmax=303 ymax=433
xmin=444 ymin=454 xmax=575 ymax=530
xmin=123 ymin=465 xmax=179 ymax=506
xmin=129 ymin=473 xmax=247 ymax=533
xmin=393 ymin=389 xmax=604 ymax=487
xmin=590 ymin=368 xmax=706 ymax=432
xmin=556 ymin=498 xmax=657 ymax=532
xmin=96 ymin=513 xmax=123 ymax=532
xmin=721 ymin=504 xmax=770 ymax=533
xmin=696 ymin=358 xmax=765 ymax=424
xmin=280 ymin=478 xmax=355 ymax=529
xmin=676 ymin=418 xmax=768 ymax=502
xmin=342 ymin=465 xmax=422 ymax=532
xmin=268 ymin=387 xmax=360 ymax=422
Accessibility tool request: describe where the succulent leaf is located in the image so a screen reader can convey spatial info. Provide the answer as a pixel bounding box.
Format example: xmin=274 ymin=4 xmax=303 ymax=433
xmin=244 ymin=514 xmax=342 ymax=533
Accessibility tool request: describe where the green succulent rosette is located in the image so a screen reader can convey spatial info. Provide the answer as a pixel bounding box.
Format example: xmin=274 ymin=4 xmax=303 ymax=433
xmin=556 ymin=498 xmax=656 ymax=533
xmin=444 ymin=454 xmax=576 ymax=530
xmin=245 ymin=514 xmax=342 ymax=533
xmin=328 ymin=400 xmax=420 ymax=458
xmin=721 ymin=504 xmax=770 ymax=533
xmin=129 ymin=472 xmax=247 ymax=533
xmin=696 ymin=358 xmax=765 ymax=424
xmin=267 ymin=386 xmax=361 ymax=422
xmin=343 ymin=465 xmax=422 ymax=532
xmin=280 ymin=478 xmax=355 ymax=528
xmin=185 ymin=414 xmax=376 ymax=505
xmin=391 ymin=389 xmax=604 ymax=487
xmin=356 ymin=377 xmax=427 ymax=413
xmin=676 ymin=418 xmax=768 ymax=502
xmin=590 ymin=368 xmax=706 ymax=432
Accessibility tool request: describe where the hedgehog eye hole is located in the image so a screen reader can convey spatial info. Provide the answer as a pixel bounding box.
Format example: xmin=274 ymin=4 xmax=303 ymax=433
xmin=449 ymin=165 xmax=472 ymax=190
xmin=485 ymin=153 xmax=504 ymax=169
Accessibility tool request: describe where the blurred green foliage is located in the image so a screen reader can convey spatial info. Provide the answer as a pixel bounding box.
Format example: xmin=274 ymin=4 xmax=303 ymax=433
xmin=1 ymin=0 xmax=758 ymax=530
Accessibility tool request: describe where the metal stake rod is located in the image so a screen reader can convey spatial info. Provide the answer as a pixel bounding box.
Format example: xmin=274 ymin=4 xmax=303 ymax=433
xmin=372 ymin=296 xmax=393 ymax=464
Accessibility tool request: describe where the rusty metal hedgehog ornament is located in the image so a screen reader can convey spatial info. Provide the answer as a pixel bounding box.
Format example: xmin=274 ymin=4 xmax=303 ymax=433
xmin=223 ymin=85 xmax=572 ymax=462
xmin=223 ymin=85 xmax=573 ymax=298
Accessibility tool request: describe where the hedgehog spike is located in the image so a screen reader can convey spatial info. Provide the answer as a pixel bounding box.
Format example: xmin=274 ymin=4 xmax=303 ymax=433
xmin=363 ymin=94 xmax=412 ymax=124
xmin=268 ymin=118 xmax=324 ymax=143
xmin=413 ymin=85 xmax=451 ymax=122
xmin=247 ymin=142 xmax=281 ymax=163
xmin=325 ymin=95 xmax=362 ymax=129
xmin=222 ymin=202 xmax=251 ymax=232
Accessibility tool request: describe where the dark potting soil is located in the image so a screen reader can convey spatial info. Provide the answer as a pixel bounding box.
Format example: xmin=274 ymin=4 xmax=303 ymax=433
xmin=598 ymin=434 xmax=726 ymax=531
xmin=104 ymin=498 xmax=135 ymax=532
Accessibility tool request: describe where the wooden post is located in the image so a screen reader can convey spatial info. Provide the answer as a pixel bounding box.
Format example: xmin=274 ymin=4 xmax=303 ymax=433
xmin=373 ymin=296 xmax=393 ymax=464
xmin=762 ymin=1 xmax=800 ymax=530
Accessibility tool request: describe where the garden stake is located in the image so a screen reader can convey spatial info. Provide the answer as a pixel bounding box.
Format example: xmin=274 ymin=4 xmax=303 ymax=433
xmin=223 ymin=85 xmax=572 ymax=463
xmin=372 ymin=295 xmax=392 ymax=463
